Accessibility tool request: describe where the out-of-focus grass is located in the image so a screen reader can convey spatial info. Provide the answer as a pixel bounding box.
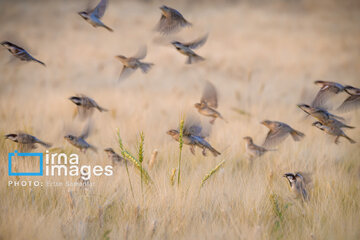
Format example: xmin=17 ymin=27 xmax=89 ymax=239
xmin=0 ymin=0 xmax=360 ymax=239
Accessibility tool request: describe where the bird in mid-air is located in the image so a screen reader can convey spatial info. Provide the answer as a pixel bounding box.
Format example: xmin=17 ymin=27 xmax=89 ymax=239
xmin=194 ymin=81 xmax=226 ymax=124
xmin=312 ymin=121 xmax=356 ymax=144
xmin=115 ymin=46 xmax=154 ymax=81
xmin=78 ymin=0 xmax=113 ymax=32
xmin=69 ymin=94 xmax=108 ymax=120
xmin=64 ymin=122 xmax=97 ymax=153
xmin=104 ymin=148 xmax=125 ymax=166
xmin=261 ymin=120 xmax=305 ymax=147
xmin=243 ymin=136 xmax=275 ymax=161
xmin=167 ymin=117 xmax=220 ymax=157
xmin=1 ymin=41 xmax=46 ymax=66
xmin=337 ymin=85 xmax=360 ymax=112
xmin=283 ymin=172 xmax=311 ymax=201
xmin=171 ymin=34 xmax=208 ymax=64
xmin=155 ymin=5 xmax=191 ymax=35
xmin=311 ymin=80 xmax=345 ymax=109
xmin=5 ymin=133 xmax=51 ymax=151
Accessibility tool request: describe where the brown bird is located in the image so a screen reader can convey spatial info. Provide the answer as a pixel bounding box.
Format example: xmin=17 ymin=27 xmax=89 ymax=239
xmin=104 ymin=148 xmax=125 ymax=165
xmin=261 ymin=120 xmax=305 ymax=147
xmin=243 ymin=136 xmax=275 ymax=160
xmin=337 ymin=86 xmax=360 ymax=112
xmin=1 ymin=41 xmax=45 ymax=66
xmin=116 ymin=46 xmax=154 ymax=81
xmin=64 ymin=122 xmax=97 ymax=152
xmin=155 ymin=5 xmax=191 ymax=35
xmin=312 ymin=121 xmax=356 ymax=144
xmin=171 ymin=34 xmax=208 ymax=64
xmin=283 ymin=172 xmax=311 ymax=201
xmin=194 ymin=81 xmax=226 ymax=124
xmin=297 ymin=104 xmax=353 ymax=129
xmin=167 ymin=118 xmax=220 ymax=157
xmin=69 ymin=94 xmax=108 ymax=120
xmin=312 ymin=80 xmax=345 ymax=109
xmin=5 ymin=133 xmax=51 ymax=151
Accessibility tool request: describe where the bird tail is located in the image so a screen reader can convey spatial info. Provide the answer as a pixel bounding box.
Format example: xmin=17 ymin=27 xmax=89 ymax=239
xmin=343 ymin=124 xmax=355 ymax=129
xmin=97 ymin=106 xmax=108 ymax=112
xmin=139 ymin=62 xmax=154 ymax=73
xmin=33 ymin=58 xmax=46 ymax=67
xmin=290 ymin=130 xmax=305 ymax=141
xmin=37 ymin=140 xmax=52 ymax=148
xmin=89 ymin=144 xmax=98 ymax=152
xmin=209 ymin=146 xmax=221 ymax=157
xmin=103 ymin=24 xmax=113 ymax=32
xmin=344 ymin=135 xmax=356 ymax=144
xmin=187 ymin=54 xmax=205 ymax=64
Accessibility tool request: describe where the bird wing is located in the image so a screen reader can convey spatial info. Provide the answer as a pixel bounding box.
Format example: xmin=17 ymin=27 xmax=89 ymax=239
xmin=91 ymin=0 xmax=108 ymax=18
xmin=184 ymin=34 xmax=208 ymax=49
xmin=119 ymin=66 xmax=136 ymax=81
xmin=312 ymin=85 xmax=341 ymax=109
xmin=337 ymin=95 xmax=360 ymax=112
xmin=262 ymin=127 xmax=290 ymax=147
xmin=80 ymin=121 xmax=92 ymax=139
xmin=295 ymin=172 xmax=312 ymax=185
xmin=133 ymin=45 xmax=147 ymax=60
xmin=201 ymin=81 xmax=218 ymax=108
xmin=183 ymin=115 xmax=210 ymax=138
xmin=155 ymin=10 xmax=190 ymax=35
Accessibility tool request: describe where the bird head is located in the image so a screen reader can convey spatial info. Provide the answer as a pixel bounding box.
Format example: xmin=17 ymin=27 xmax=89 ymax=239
xmin=1 ymin=41 xmax=12 ymax=49
xmin=314 ymin=80 xmax=325 ymax=86
xmin=64 ymin=135 xmax=75 ymax=141
xmin=104 ymin=148 xmax=115 ymax=154
xmin=160 ymin=5 xmax=171 ymax=16
xmin=283 ymin=173 xmax=296 ymax=185
xmin=344 ymin=85 xmax=360 ymax=95
xmin=69 ymin=96 xmax=82 ymax=106
xmin=194 ymin=103 xmax=202 ymax=109
xmin=261 ymin=120 xmax=272 ymax=127
xmin=115 ymin=55 xmax=128 ymax=64
xmin=243 ymin=136 xmax=253 ymax=143
xmin=5 ymin=134 xmax=18 ymax=141
xmin=78 ymin=11 xmax=89 ymax=20
xmin=166 ymin=129 xmax=179 ymax=137
xmin=312 ymin=121 xmax=324 ymax=130
xmin=297 ymin=104 xmax=311 ymax=113
xmin=171 ymin=41 xmax=182 ymax=48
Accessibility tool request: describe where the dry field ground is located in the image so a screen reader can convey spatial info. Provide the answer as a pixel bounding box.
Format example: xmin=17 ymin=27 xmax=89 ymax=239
xmin=0 ymin=0 xmax=360 ymax=239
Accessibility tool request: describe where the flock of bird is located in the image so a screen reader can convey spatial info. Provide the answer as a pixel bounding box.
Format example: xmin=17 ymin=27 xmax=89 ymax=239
xmin=2 ymin=0 xmax=360 ymax=201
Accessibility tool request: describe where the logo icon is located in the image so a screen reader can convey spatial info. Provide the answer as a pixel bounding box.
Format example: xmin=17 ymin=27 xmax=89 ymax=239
xmin=8 ymin=150 xmax=43 ymax=176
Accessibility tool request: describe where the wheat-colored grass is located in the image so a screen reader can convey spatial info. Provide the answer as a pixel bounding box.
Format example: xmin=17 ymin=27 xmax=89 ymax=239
xmin=1 ymin=0 xmax=360 ymax=239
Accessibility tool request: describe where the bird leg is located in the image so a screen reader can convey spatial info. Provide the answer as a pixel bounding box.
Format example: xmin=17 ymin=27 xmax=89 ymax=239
xmin=189 ymin=146 xmax=195 ymax=155
xmin=210 ymin=118 xmax=216 ymax=124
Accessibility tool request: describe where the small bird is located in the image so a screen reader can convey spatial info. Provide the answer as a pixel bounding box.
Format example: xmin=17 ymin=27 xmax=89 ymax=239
xmin=78 ymin=0 xmax=113 ymax=32
xmin=104 ymin=148 xmax=124 ymax=165
xmin=194 ymin=81 xmax=226 ymax=124
xmin=69 ymin=94 xmax=108 ymax=120
xmin=1 ymin=41 xmax=45 ymax=66
xmin=5 ymin=133 xmax=51 ymax=151
xmin=155 ymin=5 xmax=191 ymax=35
xmin=171 ymin=34 xmax=208 ymax=64
xmin=312 ymin=80 xmax=345 ymax=109
xmin=64 ymin=123 xmax=97 ymax=152
xmin=312 ymin=121 xmax=356 ymax=144
xmin=337 ymin=85 xmax=360 ymax=112
xmin=283 ymin=172 xmax=311 ymax=201
xmin=261 ymin=120 xmax=305 ymax=147
xmin=243 ymin=136 xmax=275 ymax=161
xmin=297 ymin=104 xmax=353 ymax=129
xmin=116 ymin=46 xmax=154 ymax=81
xmin=167 ymin=119 xmax=220 ymax=157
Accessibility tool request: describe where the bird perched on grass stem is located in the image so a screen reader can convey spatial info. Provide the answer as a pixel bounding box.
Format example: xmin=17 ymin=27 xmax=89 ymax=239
xmin=69 ymin=94 xmax=108 ymax=120
xmin=167 ymin=118 xmax=220 ymax=157
xmin=261 ymin=120 xmax=305 ymax=147
xmin=116 ymin=46 xmax=154 ymax=81
xmin=283 ymin=172 xmax=311 ymax=202
xmin=312 ymin=121 xmax=356 ymax=144
xmin=337 ymin=85 xmax=360 ymax=112
xmin=5 ymin=133 xmax=52 ymax=151
xmin=194 ymin=81 xmax=226 ymax=124
xmin=78 ymin=0 xmax=113 ymax=32
xmin=155 ymin=5 xmax=191 ymax=35
xmin=64 ymin=122 xmax=97 ymax=153
xmin=171 ymin=34 xmax=208 ymax=64
xmin=1 ymin=41 xmax=45 ymax=66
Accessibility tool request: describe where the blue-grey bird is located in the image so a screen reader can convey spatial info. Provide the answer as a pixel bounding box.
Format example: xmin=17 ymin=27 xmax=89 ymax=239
xmin=155 ymin=5 xmax=191 ymax=35
xmin=312 ymin=121 xmax=355 ymax=144
xmin=337 ymin=86 xmax=360 ymax=112
xmin=69 ymin=94 xmax=108 ymax=120
xmin=171 ymin=34 xmax=208 ymax=64
xmin=78 ymin=0 xmax=113 ymax=32
xmin=283 ymin=172 xmax=311 ymax=201
xmin=64 ymin=122 xmax=97 ymax=152
xmin=1 ymin=41 xmax=45 ymax=66
xmin=5 ymin=133 xmax=51 ymax=151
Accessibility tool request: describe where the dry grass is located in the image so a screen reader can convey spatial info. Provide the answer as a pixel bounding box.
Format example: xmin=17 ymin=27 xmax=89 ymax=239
xmin=0 ymin=0 xmax=360 ymax=239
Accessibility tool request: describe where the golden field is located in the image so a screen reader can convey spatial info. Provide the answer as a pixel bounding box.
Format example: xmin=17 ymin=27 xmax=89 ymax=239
xmin=0 ymin=0 xmax=360 ymax=239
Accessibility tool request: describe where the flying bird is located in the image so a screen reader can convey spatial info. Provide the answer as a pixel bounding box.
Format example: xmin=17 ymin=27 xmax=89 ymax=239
xmin=104 ymin=148 xmax=125 ymax=165
xmin=167 ymin=117 xmax=220 ymax=157
xmin=171 ymin=34 xmax=208 ymax=64
xmin=115 ymin=46 xmax=154 ymax=81
xmin=243 ymin=136 xmax=275 ymax=161
xmin=1 ymin=41 xmax=45 ymax=66
xmin=312 ymin=121 xmax=355 ymax=144
xmin=311 ymin=80 xmax=345 ymax=109
xmin=337 ymin=85 xmax=360 ymax=112
xmin=155 ymin=5 xmax=191 ymax=35
xmin=283 ymin=172 xmax=311 ymax=201
xmin=69 ymin=94 xmax=108 ymax=120
xmin=78 ymin=0 xmax=113 ymax=32
xmin=64 ymin=122 xmax=97 ymax=152
xmin=5 ymin=133 xmax=51 ymax=151
xmin=261 ymin=120 xmax=305 ymax=147
xmin=194 ymin=81 xmax=226 ymax=124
